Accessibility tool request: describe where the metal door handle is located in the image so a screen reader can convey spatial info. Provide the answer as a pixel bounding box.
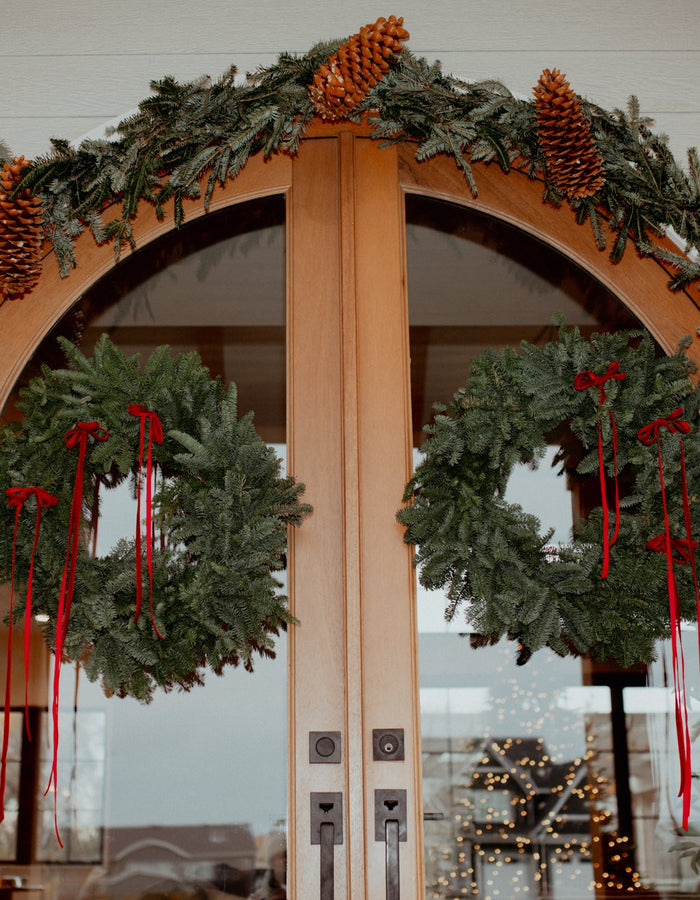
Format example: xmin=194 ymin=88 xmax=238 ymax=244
xmin=375 ymin=789 xmax=407 ymax=900
xmin=384 ymin=818 xmax=400 ymax=900
xmin=311 ymin=792 xmax=342 ymax=900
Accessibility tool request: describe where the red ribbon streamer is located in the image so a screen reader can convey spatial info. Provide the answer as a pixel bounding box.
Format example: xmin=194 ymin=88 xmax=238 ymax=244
xmin=128 ymin=405 xmax=164 ymax=639
xmin=638 ymin=407 xmax=696 ymax=830
xmin=574 ymin=362 xmax=626 ymax=578
xmin=1 ymin=487 xmax=57 ymax=823
xmin=46 ymin=421 xmax=108 ymax=846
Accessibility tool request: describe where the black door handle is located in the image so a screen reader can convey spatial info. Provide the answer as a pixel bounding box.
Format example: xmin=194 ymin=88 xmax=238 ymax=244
xmin=311 ymin=792 xmax=343 ymax=900
xmin=375 ymin=789 xmax=407 ymax=900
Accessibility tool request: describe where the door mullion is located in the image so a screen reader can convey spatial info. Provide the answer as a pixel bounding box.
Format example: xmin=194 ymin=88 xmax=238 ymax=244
xmin=288 ymin=135 xmax=349 ymax=899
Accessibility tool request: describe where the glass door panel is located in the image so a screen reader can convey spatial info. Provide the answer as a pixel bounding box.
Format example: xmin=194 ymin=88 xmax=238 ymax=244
xmin=407 ymin=195 xmax=700 ymax=898
xmin=0 ymin=196 xmax=288 ymax=899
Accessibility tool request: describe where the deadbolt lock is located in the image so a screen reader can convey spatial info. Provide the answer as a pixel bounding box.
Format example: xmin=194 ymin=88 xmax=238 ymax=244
xmin=373 ymin=728 xmax=405 ymax=761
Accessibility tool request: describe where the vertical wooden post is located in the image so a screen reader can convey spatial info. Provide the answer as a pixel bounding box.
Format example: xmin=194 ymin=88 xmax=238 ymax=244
xmin=287 ymin=128 xmax=423 ymax=898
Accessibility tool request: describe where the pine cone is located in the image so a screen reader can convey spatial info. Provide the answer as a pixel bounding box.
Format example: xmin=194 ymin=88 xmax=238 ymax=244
xmin=310 ymin=16 xmax=409 ymax=121
xmin=533 ymin=69 xmax=605 ymax=200
xmin=0 ymin=156 xmax=43 ymax=301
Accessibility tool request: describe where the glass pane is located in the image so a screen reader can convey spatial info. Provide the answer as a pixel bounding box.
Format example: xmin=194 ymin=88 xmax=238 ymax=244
xmin=0 ymin=712 xmax=22 ymax=860
xmin=408 ymin=196 xmax=698 ymax=898
xmin=0 ymin=196 xmax=288 ymax=898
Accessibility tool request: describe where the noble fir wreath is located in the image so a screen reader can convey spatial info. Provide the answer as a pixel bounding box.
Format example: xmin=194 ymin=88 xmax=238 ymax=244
xmin=0 ymin=334 xmax=311 ymax=703
xmin=398 ymin=325 xmax=700 ymax=669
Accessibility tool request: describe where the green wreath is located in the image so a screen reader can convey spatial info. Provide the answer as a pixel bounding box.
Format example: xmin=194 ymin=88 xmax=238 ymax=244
xmin=398 ymin=326 xmax=700 ymax=668
xmin=0 ymin=334 xmax=311 ymax=701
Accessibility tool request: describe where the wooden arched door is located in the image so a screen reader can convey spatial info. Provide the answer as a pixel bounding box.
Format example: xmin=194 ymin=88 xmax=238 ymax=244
xmin=0 ymin=122 xmax=698 ymax=899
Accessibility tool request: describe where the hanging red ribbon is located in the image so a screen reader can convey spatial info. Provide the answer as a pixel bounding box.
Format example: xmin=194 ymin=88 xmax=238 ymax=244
xmin=128 ymin=405 xmax=164 ymax=639
xmin=574 ymin=361 xmax=626 ymax=578
xmin=638 ymin=407 xmax=696 ymax=831
xmin=46 ymin=420 xmax=108 ymax=847
xmin=1 ymin=487 xmax=57 ymax=823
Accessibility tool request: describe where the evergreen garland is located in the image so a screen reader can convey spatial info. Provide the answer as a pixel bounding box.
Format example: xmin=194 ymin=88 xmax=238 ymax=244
xmin=3 ymin=36 xmax=700 ymax=294
xmin=398 ymin=326 xmax=700 ymax=668
xmin=0 ymin=335 xmax=311 ymax=701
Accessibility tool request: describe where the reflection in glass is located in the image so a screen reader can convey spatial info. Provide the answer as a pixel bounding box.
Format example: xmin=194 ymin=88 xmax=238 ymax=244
xmin=0 ymin=197 xmax=288 ymax=898
xmin=409 ymin=196 xmax=700 ymax=897
xmin=0 ymin=712 xmax=22 ymax=860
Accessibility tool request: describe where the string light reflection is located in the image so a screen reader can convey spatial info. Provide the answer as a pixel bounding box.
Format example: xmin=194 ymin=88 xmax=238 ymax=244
xmin=420 ymin=641 xmax=657 ymax=897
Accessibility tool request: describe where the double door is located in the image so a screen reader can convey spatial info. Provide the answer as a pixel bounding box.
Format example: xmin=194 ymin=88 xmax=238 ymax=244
xmin=286 ymin=130 xmax=422 ymax=898
xmin=1 ymin=121 xmax=698 ymax=899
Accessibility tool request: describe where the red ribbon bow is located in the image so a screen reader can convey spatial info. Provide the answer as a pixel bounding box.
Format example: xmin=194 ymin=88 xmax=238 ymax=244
xmin=637 ymin=407 xmax=691 ymax=446
xmin=1 ymin=487 xmax=57 ymax=823
xmin=638 ymin=407 xmax=698 ymax=831
xmin=47 ymin=420 xmax=109 ymax=847
xmin=128 ymin=405 xmax=164 ymax=639
xmin=574 ymin=362 xmax=627 ymax=578
xmin=646 ymin=534 xmax=698 ymax=566
xmin=573 ymin=361 xmax=626 ymax=403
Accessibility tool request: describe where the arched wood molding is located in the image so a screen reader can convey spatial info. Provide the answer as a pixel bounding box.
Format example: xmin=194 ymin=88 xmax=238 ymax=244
xmin=0 ymin=152 xmax=293 ymax=411
xmin=397 ymin=142 xmax=700 ymax=364
xmin=1 ymin=125 xmax=700 ymax=411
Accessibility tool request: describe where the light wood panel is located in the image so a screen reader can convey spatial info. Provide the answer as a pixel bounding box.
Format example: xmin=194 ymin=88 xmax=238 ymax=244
xmin=352 ymin=135 xmax=424 ymax=896
xmin=286 ymin=128 xmax=423 ymax=898
xmin=286 ymin=135 xmax=349 ymax=898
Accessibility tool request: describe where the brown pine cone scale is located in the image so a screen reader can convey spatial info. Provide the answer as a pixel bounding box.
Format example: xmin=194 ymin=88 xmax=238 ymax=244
xmin=533 ymin=68 xmax=605 ymax=200
xmin=310 ymin=16 xmax=409 ymax=121
xmin=0 ymin=156 xmax=43 ymax=301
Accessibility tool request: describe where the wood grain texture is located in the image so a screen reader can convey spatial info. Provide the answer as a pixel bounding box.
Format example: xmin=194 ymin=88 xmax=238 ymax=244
xmin=0 ymin=151 xmax=292 ymax=412
xmin=398 ymin=145 xmax=700 ymax=364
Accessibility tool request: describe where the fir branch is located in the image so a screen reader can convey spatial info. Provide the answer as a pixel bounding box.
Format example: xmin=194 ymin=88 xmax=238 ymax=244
xmin=3 ymin=37 xmax=699 ymax=298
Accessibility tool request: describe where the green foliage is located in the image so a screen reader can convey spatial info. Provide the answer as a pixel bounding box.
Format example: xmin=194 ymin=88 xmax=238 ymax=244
xmin=0 ymin=335 xmax=311 ymax=701
xmin=6 ymin=39 xmax=700 ymax=294
xmin=398 ymin=326 xmax=700 ymax=667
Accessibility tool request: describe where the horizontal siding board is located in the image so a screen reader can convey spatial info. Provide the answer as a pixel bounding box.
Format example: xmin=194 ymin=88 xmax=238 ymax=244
xmin=3 ymin=0 xmax=699 ymax=56
xmin=4 ymin=52 xmax=700 ymax=115
xmin=1 ymin=2 xmax=699 ymax=163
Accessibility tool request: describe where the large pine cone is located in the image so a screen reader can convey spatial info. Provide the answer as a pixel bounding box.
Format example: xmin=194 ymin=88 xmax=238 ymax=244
xmin=0 ymin=156 xmax=43 ymax=301
xmin=533 ymin=69 xmax=605 ymax=200
xmin=310 ymin=16 xmax=409 ymax=121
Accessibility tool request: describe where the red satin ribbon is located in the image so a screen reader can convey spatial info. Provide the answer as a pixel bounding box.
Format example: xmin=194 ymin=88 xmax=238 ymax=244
xmin=574 ymin=362 xmax=626 ymax=578
xmin=1 ymin=487 xmax=57 ymax=823
xmin=46 ymin=421 xmax=108 ymax=847
xmin=639 ymin=407 xmax=696 ymax=830
xmin=646 ymin=534 xmax=698 ymax=565
xmin=128 ymin=405 xmax=164 ymax=639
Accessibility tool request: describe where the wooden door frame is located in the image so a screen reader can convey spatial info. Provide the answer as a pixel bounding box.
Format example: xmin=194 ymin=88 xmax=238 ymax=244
xmin=1 ymin=123 xmax=699 ymax=899
xmin=2 ymin=132 xmax=699 ymax=409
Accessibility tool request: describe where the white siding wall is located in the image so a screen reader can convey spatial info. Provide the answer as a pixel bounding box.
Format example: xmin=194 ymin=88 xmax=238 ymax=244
xmin=3 ymin=1 xmax=700 ymax=163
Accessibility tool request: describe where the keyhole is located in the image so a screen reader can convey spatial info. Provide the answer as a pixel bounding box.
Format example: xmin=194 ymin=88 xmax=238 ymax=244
xmin=320 ymin=802 xmax=335 ymax=814
xmin=384 ymin=799 xmax=399 ymax=811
